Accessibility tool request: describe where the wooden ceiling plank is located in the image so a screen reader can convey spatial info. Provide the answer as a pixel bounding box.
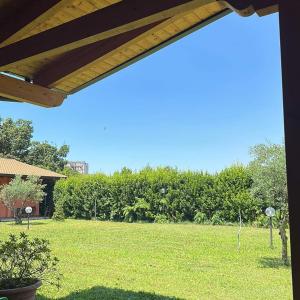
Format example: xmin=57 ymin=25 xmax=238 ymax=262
xmin=33 ymin=21 xmax=164 ymax=87
xmin=35 ymin=2 xmax=224 ymax=88
xmin=67 ymin=8 xmax=231 ymax=94
xmin=0 ymin=0 xmax=74 ymax=47
xmin=39 ymin=3 xmax=228 ymax=91
xmin=0 ymin=74 xmax=66 ymax=107
xmin=0 ymin=0 xmax=215 ymax=70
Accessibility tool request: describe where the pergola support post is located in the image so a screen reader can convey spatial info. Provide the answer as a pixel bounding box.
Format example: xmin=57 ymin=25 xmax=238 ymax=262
xmin=279 ymin=0 xmax=300 ymax=298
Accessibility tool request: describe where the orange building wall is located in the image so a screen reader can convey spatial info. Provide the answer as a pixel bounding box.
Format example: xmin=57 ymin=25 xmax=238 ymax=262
xmin=0 ymin=176 xmax=40 ymax=218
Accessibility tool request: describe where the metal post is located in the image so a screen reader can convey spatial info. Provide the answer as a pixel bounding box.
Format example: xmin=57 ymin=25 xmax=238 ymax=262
xmin=27 ymin=214 xmax=30 ymax=230
xmin=279 ymin=0 xmax=300 ymax=298
xmin=269 ymin=217 xmax=273 ymax=249
xmin=94 ymin=198 xmax=97 ymax=221
xmin=237 ymin=208 xmax=242 ymax=250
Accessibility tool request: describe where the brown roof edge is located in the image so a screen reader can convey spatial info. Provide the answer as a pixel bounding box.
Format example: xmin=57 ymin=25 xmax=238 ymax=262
xmin=0 ymin=158 xmax=67 ymax=178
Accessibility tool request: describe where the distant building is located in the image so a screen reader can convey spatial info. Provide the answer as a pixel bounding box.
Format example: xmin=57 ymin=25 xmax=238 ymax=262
xmin=66 ymin=161 xmax=89 ymax=174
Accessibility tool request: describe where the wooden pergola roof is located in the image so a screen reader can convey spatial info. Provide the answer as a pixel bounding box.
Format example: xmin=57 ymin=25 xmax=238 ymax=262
xmin=0 ymin=0 xmax=277 ymax=107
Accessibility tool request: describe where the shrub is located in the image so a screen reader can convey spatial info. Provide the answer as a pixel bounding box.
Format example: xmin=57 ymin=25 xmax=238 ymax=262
xmin=253 ymin=214 xmax=269 ymax=228
xmin=253 ymin=213 xmax=280 ymax=229
xmin=53 ymin=165 xmax=262 ymax=225
xmin=194 ymin=212 xmax=207 ymax=224
xmin=211 ymin=211 xmax=224 ymax=225
xmin=123 ymin=198 xmax=152 ymax=223
xmin=52 ymin=203 xmax=65 ymax=221
xmin=0 ymin=233 xmax=61 ymax=290
xmin=154 ymin=214 xmax=169 ymax=224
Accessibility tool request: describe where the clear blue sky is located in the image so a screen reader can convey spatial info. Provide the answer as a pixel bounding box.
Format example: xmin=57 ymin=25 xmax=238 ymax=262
xmin=0 ymin=12 xmax=283 ymax=174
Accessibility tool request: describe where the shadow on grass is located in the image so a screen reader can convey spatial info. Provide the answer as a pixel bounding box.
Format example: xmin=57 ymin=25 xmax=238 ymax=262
xmin=259 ymin=257 xmax=290 ymax=269
xmin=37 ymin=286 xmax=183 ymax=300
xmin=2 ymin=221 xmax=47 ymax=226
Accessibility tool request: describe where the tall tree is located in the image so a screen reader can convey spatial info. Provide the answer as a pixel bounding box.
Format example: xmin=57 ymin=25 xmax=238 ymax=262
xmin=26 ymin=142 xmax=69 ymax=172
xmin=0 ymin=116 xmax=69 ymax=172
xmin=249 ymin=143 xmax=289 ymax=265
xmin=0 ymin=117 xmax=33 ymax=160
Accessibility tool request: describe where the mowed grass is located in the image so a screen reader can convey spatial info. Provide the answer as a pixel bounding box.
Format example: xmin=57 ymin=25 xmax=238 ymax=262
xmin=0 ymin=220 xmax=292 ymax=300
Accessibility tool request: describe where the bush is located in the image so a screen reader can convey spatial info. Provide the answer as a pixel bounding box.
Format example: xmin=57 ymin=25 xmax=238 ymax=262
xmin=53 ymin=165 xmax=262 ymax=225
xmin=211 ymin=211 xmax=224 ymax=225
xmin=154 ymin=214 xmax=169 ymax=224
xmin=123 ymin=198 xmax=152 ymax=223
xmin=194 ymin=212 xmax=207 ymax=224
xmin=253 ymin=213 xmax=280 ymax=228
xmin=52 ymin=203 xmax=65 ymax=221
xmin=0 ymin=233 xmax=61 ymax=289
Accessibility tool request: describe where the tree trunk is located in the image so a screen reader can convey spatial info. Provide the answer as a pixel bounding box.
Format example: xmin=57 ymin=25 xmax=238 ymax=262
xmin=279 ymin=214 xmax=289 ymax=265
xmin=14 ymin=208 xmax=23 ymax=225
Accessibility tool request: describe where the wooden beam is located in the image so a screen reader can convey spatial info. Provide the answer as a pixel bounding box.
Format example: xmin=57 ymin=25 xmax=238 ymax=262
xmin=221 ymin=0 xmax=254 ymax=16
xmin=35 ymin=6 xmax=230 ymax=89
xmin=33 ymin=21 xmax=164 ymax=87
xmin=0 ymin=0 xmax=214 ymax=70
xmin=279 ymin=0 xmax=300 ymax=298
xmin=71 ymin=8 xmax=231 ymax=94
xmin=253 ymin=0 xmax=278 ymax=16
xmin=0 ymin=74 xmax=66 ymax=107
xmin=0 ymin=0 xmax=73 ymax=47
xmin=255 ymin=5 xmax=278 ymax=16
xmin=221 ymin=0 xmax=278 ymax=16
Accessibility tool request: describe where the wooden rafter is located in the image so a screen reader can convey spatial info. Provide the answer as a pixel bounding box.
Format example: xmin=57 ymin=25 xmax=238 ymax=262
xmin=0 ymin=0 xmax=74 ymax=47
xmin=253 ymin=0 xmax=278 ymax=16
xmin=68 ymin=8 xmax=231 ymax=94
xmin=0 ymin=0 xmax=214 ymax=70
xmin=33 ymin=21 xmax=165 ymax=87
xmin=0 ymin=74 xmax=66 ymax=107
xmin=34 ymin=4 xmax=230 ymax=89
xmin=222 ymin=0 xmax=278 ymax=16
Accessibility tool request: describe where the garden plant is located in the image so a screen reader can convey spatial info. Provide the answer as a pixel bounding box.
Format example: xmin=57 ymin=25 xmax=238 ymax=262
xmin=0 ymin=232 xmax=61 ymax=300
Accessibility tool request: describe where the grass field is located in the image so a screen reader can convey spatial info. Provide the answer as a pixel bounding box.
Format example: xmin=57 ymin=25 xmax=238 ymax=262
xmin=0 ymin=220 xmax=292 ymax=299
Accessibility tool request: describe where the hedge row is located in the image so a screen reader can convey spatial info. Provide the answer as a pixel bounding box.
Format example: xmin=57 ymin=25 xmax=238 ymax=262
xmin=53 ymin=165 xmax=269 ymax=224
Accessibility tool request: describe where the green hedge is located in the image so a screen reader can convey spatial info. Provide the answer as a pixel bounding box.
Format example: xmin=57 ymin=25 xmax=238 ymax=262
xmin=53 ymin=165 xmax=261 ymax=223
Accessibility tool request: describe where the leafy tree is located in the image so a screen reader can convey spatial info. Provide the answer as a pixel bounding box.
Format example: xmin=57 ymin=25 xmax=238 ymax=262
xmin=0 ymin=176 xmax=46 ymax=224
xmin=61 ymin=166 xmax=79 ymax=177
xmin=249 ymin=143 xmax=289 ymax=265
xmin=0 ymin=116 xmax=69 ymax=172
xmin=26 ymin=141 xmax=69 ymax=172
xmin=0 ymin=117 xmax=33 ymax=160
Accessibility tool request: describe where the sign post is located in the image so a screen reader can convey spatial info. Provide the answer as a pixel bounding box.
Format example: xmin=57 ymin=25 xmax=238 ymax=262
xmin=265 ymin=207 xmax=275 ymax=249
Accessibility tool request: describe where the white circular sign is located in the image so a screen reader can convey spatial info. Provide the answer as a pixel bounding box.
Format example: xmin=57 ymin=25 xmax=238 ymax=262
xmin=25 ymin=206 xmax=33 ymax=214
xmin=265 ymin=207 xmax=275 ymax=217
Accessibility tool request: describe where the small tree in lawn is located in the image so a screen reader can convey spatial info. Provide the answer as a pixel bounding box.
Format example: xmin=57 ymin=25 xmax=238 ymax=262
xmin=0 ymin=175 xmax=46 ymax=224
xmin=249 ymin=142 xmax=289 ymax=265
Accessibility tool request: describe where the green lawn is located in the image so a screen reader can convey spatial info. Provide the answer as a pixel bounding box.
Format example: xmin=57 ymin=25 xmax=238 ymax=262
xmin=0 ymin=220 xmax=292 ymax=299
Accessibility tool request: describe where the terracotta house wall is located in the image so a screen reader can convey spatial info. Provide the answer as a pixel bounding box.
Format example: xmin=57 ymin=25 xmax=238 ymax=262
xmin=0 ymin=176 xmax=40 ymax=218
